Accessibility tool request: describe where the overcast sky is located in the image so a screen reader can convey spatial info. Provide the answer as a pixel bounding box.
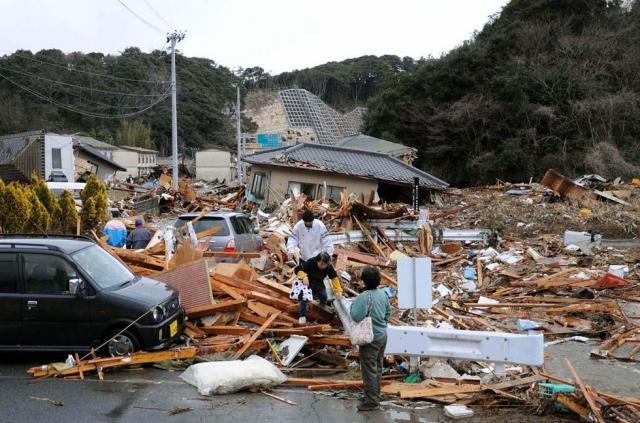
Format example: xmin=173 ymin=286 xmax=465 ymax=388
xmin=0 ymin=0 xmax=509 ymax=74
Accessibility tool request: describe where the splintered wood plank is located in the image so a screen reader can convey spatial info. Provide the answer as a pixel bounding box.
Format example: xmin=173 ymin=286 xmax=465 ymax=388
xmin=309 ymin=336 xmax=351 ymax=347
xmin=265 ymin=325 xmax=332 ymax=336
xmin=183 ymin=322 xmax=207 ymax=338
xmin=555 ymin=394 xmax=590 ymax=419
xmin=257 ymin=277 xmax=292 ymax=297
xmin=195 ymin=225 xmax=221 ymax=239
xmin=353 ymin=216 xmax=386 ymax=257
xmin=214 ymin=282 xmax=246 ymax=301
xmin=74 ymin=353 xmax=84 ymax=380
xmin=332 ymin=248 xmax=389 ymax=267
xmin=380 ymin=271 xmax=397 ymax=287
xmin=247 ymin=291 xmax=294 ymax=310
xmin=233 ymin=313 xmax=280 ymax=360
xmin=476 ymin=256 xmax=484 ymax=287
xmin=186 ymin=299 xmax=246 ymax=318
xmin=203 ymin=251 xmax=261 ymax=259
xmin=308 ymin=380 xmax=393 ymax=391
xmin=200 ymin=325 xmax=250 ymax=336
xmin=564 ymin=359 xmax=605 ymax=423
xmin=400 ymin=384 xmax=482 ymax=399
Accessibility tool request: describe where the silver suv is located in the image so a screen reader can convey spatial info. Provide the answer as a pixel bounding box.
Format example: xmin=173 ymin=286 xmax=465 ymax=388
xmin=174 ymin=212 xmax=262 ymax=252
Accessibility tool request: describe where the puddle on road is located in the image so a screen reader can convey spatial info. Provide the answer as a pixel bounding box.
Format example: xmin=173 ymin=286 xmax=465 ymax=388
xmin=544 ymin=340 xmax=640 ymax=397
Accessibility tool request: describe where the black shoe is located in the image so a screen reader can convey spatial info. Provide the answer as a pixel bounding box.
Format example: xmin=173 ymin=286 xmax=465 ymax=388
xmin=357 ymin=402 xmax=380 ymax=412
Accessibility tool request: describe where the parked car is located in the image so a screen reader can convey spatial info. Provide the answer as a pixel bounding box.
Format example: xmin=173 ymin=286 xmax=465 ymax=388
xmin=174 ymin=211 xmax=262 ymax=253
xmin=0 ymin=235 xmax=184 ymax=355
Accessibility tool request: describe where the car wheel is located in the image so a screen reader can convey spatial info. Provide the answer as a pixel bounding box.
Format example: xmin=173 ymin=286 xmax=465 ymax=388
xmin=105 ymin=330 xmax=140 ymax=356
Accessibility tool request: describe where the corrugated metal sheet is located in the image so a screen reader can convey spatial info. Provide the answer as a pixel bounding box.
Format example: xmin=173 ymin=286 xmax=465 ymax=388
xmin=153 ymin=260 xmax=214 ymax=310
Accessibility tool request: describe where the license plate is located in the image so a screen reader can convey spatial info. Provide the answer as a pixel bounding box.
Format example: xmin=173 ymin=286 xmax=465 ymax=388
xmin=169 ymin=320 xmax=178 ymax=337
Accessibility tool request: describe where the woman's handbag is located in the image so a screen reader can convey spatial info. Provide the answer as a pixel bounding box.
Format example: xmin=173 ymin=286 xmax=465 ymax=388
xmin=349 ymin=291 xmax=374 ymax=346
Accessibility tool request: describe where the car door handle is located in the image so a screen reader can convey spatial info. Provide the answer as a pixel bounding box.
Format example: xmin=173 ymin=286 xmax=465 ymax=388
xmin=27 ymin=300 xmax=38 ymax=309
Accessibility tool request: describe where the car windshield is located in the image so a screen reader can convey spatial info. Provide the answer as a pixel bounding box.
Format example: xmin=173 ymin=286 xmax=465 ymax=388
xmin=71 ymin=245 xmax=135 ymax=289
xmin=174 ymin=216 xmax=230 ymax=236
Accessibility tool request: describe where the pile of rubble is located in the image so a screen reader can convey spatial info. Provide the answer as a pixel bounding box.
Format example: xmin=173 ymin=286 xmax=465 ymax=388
xmin=31 ymin=169 xmax=640 ymax=421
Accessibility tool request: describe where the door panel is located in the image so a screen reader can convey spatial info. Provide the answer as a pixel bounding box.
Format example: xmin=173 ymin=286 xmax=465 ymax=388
xmin=0 ymin=253 xmax=21 ymax=346
xmin=21 ymin=254 xmax=91 ymax=348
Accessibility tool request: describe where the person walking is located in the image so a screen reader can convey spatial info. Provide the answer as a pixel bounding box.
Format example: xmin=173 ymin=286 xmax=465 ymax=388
xmin=294 ymin=252 xmax=343 ymax=324
xmin=350 ymin=266 xmax=391 ymax=412
xmin=287 ymin=209 xmax=334 ymax=263
xmin=126 ymin=218 xmax=152 ymax=250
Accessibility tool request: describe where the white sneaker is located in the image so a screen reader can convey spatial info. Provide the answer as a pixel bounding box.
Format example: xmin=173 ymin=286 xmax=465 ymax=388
xmin=298 ymin=316 xmax=307 ymax=324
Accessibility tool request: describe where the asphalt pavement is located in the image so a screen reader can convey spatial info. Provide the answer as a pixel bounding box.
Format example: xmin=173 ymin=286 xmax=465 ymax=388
xmin=0 ymin=353 xmax=571 ymax=422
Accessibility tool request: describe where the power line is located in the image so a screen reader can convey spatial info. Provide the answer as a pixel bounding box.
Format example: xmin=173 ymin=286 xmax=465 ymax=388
xmin=0 ymin=65 xmax=168 ymax=97
xmin=143 ymin=0 xmax=172 ymax=29
xmin=8 ymin=52 xmax=170 ymax=84
xmin=117 ymin=0 xmax=166 ymax=35
xmin=0 ymin=71 xmax=171 ymax=119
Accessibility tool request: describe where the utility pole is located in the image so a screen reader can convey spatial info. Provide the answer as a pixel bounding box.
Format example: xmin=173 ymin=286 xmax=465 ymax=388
xmin=168 ymin=31 xmax=185 ymax=191
xmin=235 ymin=84 xmax=244 ymax=183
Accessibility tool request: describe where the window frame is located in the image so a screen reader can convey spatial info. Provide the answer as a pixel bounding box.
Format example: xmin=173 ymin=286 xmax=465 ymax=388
xmin=22 ymin=253 xmax=79 ymax=296
xmin=288 ymin=181 xmax=318 ymax=200
xmin=51 ymin=148 xmax=62 ymax=169
xmin=0 ymin=252 xmax=19 ymax=294
xmin=251 ymin=172 xmax=267 ymax=198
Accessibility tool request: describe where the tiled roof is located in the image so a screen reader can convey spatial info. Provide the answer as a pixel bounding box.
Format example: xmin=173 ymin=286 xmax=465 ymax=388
xmin=77 ymin=143 xmax=127 ymax=171
xmin=0 ymin=131 xmax=43 ymax=165
xmin=70 ymin=135 xmax=119 ymax=151
xmin=336 ymin=134 xmax=416 ymax=157
xmin=243 ymin=143 xmax=448 ymax=188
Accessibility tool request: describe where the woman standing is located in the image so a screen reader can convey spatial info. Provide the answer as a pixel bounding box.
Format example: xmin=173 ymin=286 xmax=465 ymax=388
xmin=350 ymin=266 xmax=392 ymax=411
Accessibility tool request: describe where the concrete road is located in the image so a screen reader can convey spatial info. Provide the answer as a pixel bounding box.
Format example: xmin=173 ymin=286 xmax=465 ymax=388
xmin=0 ymin=353 xmax=570 ymax=423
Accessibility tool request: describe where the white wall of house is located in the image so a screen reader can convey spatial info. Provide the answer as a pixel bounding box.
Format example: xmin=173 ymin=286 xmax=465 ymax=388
xmin=195 ymin=149 xmax=233 ymax=181
xmin=44 ymin=134 xmax=74 ymax=181
xmin=112 ymin=150 xmax=139 ymax=179
xmin=137 ymin=152 xmax=157 ymax=173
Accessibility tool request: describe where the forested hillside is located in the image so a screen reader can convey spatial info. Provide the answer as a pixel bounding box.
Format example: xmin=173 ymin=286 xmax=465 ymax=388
xmin=365 ymin=0 xmax=640 ymax=185
xmin=3 ymin=0 xmax=639 ymax=186
xmin=242 ymin=55 xmax=415 ymax=112
xmin=0 ymin=50 xmax=402 ymax=153
xmin=0 ymin=47 xmax=241 ymax=154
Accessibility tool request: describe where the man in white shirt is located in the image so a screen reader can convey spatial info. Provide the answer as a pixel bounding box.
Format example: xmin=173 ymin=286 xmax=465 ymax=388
xmin=287 ymin=209 xmax=334 ymax=263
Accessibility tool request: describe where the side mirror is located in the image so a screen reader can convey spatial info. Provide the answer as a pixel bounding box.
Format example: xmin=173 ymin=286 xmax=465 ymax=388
xmin=69 ymin=278 xmax=84 ymax=296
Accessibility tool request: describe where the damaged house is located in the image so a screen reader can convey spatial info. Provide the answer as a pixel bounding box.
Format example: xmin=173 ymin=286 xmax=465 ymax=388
xmin=0 ymin=130 xmax=74 ymax=182
xmin=243 ymin=142 xmax=447 ymax=205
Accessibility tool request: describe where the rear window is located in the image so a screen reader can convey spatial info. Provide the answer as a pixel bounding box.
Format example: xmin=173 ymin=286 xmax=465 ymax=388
xmin=175 ymin=216 xmax=230 ymax=236
xmin=230 ymin=216 xmax=254 ymax=234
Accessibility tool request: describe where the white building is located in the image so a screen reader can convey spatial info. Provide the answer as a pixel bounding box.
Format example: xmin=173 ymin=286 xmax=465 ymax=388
xmin=113 ymin=145 xmax=158 ymax=178
xmin=195 ymin=148 xmax=234 ymax=182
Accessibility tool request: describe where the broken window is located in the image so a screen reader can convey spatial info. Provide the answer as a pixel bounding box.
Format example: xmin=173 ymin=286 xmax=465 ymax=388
xmin=251 ymin=172 xmax=267 ymax=198
xmin=0 ymin=253 xmax=18 ymax=293
xmin=322 ymin=185 xmax=345 ymax=203
xmin=288 ymin=181 xmax=317 ymax=200
xmin=52 ymin=148 xmax=62 ymax=169
xmin=24 ymin=254 xmax=77 ymax=295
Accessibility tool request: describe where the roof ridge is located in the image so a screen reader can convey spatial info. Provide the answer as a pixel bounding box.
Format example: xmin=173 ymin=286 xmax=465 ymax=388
xmin=0 ymin=129 xmax=45 ymax=141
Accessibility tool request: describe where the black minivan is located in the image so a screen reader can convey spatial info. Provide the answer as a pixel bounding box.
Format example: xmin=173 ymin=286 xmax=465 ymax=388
xmin=0 ymin=236 xmax=184 ymax=355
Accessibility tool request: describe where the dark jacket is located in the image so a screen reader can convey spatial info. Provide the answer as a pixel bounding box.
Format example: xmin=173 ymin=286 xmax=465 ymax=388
xmin=294 ymin=254 xmax=337 ymax=290
xmin=127 ymin=227 xmax=152 ymax=250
